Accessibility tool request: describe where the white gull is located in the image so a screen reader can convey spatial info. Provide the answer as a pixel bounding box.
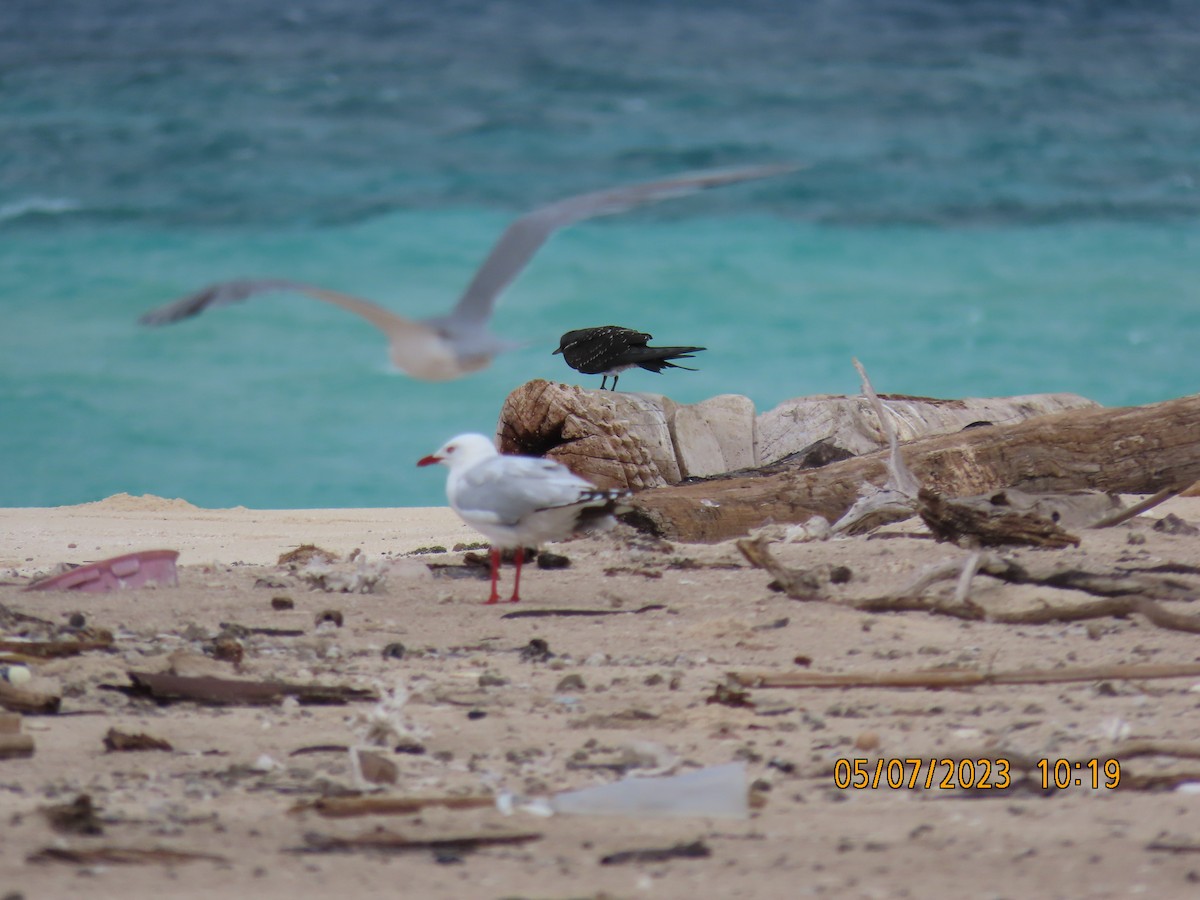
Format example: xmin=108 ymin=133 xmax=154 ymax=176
xmin=418 ymin=433 xmax=628 ymax=603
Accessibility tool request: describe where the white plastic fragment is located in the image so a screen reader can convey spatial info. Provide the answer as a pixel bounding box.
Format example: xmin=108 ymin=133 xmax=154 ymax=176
xmin=251 ymin=753 xmax=281 ymax=772
xmin=0 ymin=665 xmax=32 ymax=686
xmin=549 ymin=762 xmax=748 ymax=819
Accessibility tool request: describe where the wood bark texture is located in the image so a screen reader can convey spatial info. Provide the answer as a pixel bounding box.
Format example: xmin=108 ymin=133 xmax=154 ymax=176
xmin=495 ymin=379 xmax=1096 ymax=493
xmin=627 ymin=393 xmax=1200 ymax=542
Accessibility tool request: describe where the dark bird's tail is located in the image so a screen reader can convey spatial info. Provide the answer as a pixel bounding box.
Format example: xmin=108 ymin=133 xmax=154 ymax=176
xmin=626 ymin=346 xmax=706 ymax=374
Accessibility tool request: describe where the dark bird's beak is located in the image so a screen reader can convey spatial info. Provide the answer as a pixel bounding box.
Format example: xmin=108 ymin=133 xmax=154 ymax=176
xmin=551 ymin=347 xmax=563 ymax=355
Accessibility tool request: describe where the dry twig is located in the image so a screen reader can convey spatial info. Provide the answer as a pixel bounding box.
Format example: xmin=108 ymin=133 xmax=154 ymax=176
xmin=830 ymin=360 xmax=920 ymax=535
xmin=1088 ymin=485 xmax=1187 ymax=529
xmin=738 ymin=538 xmax=1200 ymax=632
xmin=732 ymin=661 xmax=1200 ymax=690
xmin=291 ymin=794 xmax=495 ymax=818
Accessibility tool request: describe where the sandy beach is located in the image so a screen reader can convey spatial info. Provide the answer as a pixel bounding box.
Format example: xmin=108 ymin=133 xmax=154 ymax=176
xmin=5 ymin=492 xmax=1200 ymax=898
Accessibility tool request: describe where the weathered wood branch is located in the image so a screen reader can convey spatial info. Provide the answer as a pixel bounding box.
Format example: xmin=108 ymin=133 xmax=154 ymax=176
xmin=629 ymin=393 xmax=1200 ymax=542
xmin=737 ymin=538 xmax=1200 ymax=631
xmin=917 ymin=488 xmax=1082 ymax=548
xmin=0 ymin=681 xmax=61 ymax=715
xmin=731 ymin=662 xmax=1200 ymax=690
xmin=828 ymin=359 xmax=923 ymax=535
xmin=496 ymin=379 xmax=1095 ymax=493
xmin=292 ymin=794 xmax=496 ymax=819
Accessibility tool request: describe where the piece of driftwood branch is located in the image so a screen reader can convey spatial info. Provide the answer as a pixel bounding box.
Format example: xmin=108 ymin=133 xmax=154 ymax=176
xmin=601 ymin=840 xmax=712 ymax=865
xmin=1087 ymin=740 xmax=1200 ymax=762
xmin=1088 ymin=485 xmax=1186 ymax=529
xmin=628 ymin=392 xmax=1200 ymax=542
xmin=1125 ymin=772 xmax=1200 ymax=792
xmin=0 ymin=636 xmax=114 ymax=658
xmin=936 ymin=553 xmax=1198 ymax=604
xmin=27 ymin=846 xmax=227 ymax=866
xmin=0 ymin=733 xmax=35 ymax=759
xmin=855 ymin=359 xmax=921 ymax=497
xmin=500 ymin=604 xmax=666 ymax=620
xmin=1146 ymin=834 xmax=1200 ymax=849
xmin=735 ymin=537 xmax=827 ymax=598
xmin=291 ymin=828 xmax=542 ymax=855
xmin=103 ymin=728 xmax=173 ymax=752
xmin=917 ymin=488 xmax=1082 ymax=548
xmin=497 ymin=380 xmax=1094 ymax=493
xmin=102 ymin=672 xmax=378 ymax=707
xmin=862 ymin=588 xmax=1199 ymax=633
xmin=0 ymin=681 xmax=61 ymax=715
xmin=732 ymin=661 xmax=1200 ymax=689
xmin=41 ymin=795 xmax=104 ymax=835
xmin=930 ymin=742 xmax=1200 ymax=793
xmin=292 ymin=794 xmax=496 ymax=818
xmin=739 ymin=537 xmax=1200 ymax=631
xmin=831 ymin=360 xmax=921 ymax=535
xmin=953 ymin=551 xmax=983 ymax=607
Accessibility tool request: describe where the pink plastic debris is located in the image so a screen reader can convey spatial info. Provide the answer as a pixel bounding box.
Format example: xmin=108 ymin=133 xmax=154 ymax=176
xmin=25 ymin=550 xmax=179 ymax=592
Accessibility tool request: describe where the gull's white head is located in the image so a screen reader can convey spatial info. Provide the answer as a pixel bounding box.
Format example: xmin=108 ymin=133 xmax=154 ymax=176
xmin=416 ymin=433 xmax=498 ymax=472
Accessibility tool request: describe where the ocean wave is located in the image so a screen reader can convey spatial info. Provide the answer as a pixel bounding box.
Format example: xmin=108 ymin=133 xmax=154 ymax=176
xmin=0 ymin=197 xmax=82 ymax=224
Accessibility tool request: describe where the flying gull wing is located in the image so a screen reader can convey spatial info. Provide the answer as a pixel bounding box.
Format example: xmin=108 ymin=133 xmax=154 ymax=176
xmin=447 ymin=163 xmax=801 ymax=325
xmin=138 ymin=278 xmax=425 ymax=338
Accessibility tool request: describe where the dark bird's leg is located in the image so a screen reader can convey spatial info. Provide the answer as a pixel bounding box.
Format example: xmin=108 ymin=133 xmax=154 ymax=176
xmin=507 ymin=547 xmax=524 ymax=603
xmin=600 ymin=375 xmax=609 ymax=390
xmin=611 ymin=374 xmax=619 ymax=390
xmin=485 ymin=547 xmax=502 ymax=604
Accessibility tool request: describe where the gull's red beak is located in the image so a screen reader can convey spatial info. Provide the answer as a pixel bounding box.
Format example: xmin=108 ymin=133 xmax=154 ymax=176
xmin=416 ymin=454 xmax=441 ymax=467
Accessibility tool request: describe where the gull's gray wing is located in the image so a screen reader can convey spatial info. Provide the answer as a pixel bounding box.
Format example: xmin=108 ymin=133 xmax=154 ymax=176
xmin=139 ymin=278 xmax=504 ymax=380
xmin=454 ymin=456 xmax=594 ymax=525
xmin=138 ymin=278 xmax=426 ymax=338
xmin=445 ymin=163 xmax=802 ymax=327
xmin=138 ymin=279 xmax=304 ymax=326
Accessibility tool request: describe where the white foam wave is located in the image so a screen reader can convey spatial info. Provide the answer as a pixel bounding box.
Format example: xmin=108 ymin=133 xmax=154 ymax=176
xmin=0 ymin=196 xmax=82 ymax=223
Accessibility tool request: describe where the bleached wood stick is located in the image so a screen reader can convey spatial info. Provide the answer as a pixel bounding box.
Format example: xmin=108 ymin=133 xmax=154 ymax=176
xmin=732 ymin=661 xmax=1200 ymax=690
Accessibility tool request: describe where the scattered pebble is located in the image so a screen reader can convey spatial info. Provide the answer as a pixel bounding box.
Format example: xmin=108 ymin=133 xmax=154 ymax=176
xmin=519 ymin=638 xmax=553 ymax=663
xmin=315 ymin=609 xmax=344 ymax=628
xmin=537 ymin=551 xmax=570 ymax=570
xmin=210 ymin=636 xmax=244 ymax=666
xmin=1154 ymin=514 xmax=1199 ymax=536
xmin=854 ymin=731 xmax=881 ymax=751
xmin=556 ymin=674 xmax=586 ymax=692
xmin=356 ymin=749 xmax=398 ymax=785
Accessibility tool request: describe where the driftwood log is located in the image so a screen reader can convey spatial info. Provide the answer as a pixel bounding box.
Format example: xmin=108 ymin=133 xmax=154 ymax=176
xmin=627 ymin=393 xmax=1200 ymax=542
xmin=496 ymin=379 xmax=1096 ymax=491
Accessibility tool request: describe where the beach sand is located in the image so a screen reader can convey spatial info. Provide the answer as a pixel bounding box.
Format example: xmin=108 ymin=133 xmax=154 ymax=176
xmin=4 ymin=492 xmax=1200 ymax=898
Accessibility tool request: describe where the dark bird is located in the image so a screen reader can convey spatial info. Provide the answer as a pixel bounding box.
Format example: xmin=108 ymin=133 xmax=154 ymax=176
xmin=138 ymin=164 xmax=798 ymax=381
xmin=553 ymin=325 xmax=706 ymax=390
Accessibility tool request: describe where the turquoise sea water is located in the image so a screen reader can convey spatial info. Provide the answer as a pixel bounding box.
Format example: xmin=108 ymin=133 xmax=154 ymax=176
xmin=2 ymin=0 xmax=1198 ymax=508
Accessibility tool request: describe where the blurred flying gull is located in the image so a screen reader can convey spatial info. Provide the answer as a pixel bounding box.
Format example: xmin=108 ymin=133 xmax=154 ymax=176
xmin=417 ymin=433 xmax=628 ymax=603
xmin=138 ymin=164 xmax=798 ymax=381
xmin=554 ymin=324 xmax=706 ymax=390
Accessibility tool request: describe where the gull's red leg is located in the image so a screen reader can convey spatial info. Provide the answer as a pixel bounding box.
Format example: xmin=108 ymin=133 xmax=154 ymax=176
xmin=507 ymin=546 xmax=524 ymax=603
xmin=485 ymin=546 xmax=501 ymax=604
